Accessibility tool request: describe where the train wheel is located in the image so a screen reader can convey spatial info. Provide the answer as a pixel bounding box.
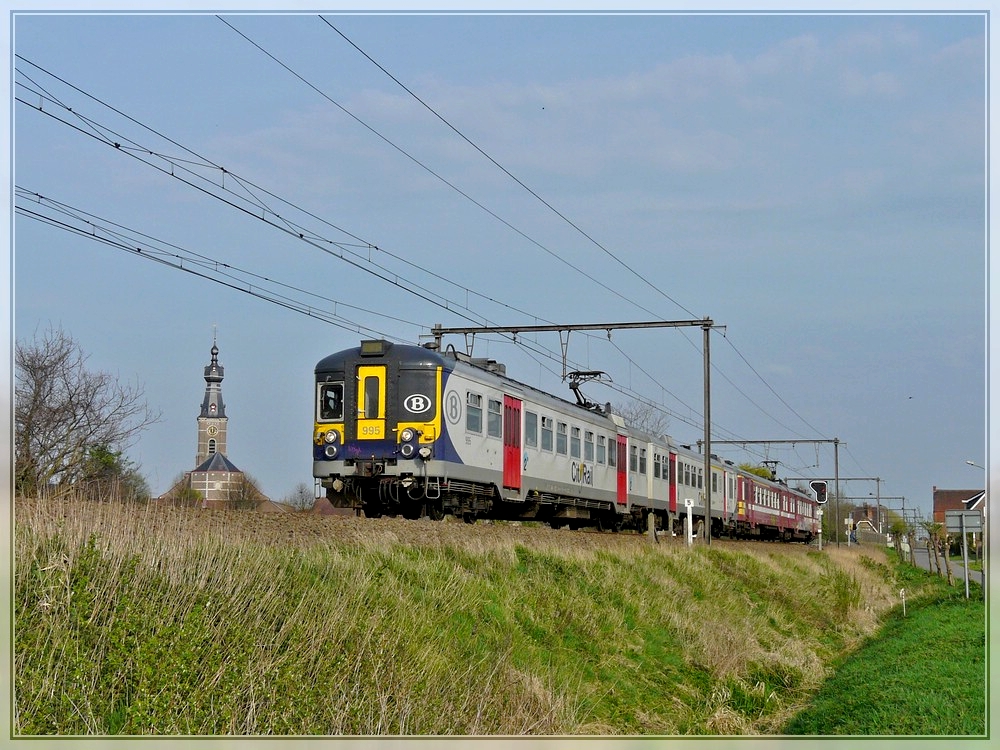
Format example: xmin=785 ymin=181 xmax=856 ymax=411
xmin=463 ymin=512 xmax=477 ymax=524
xmin=427 ymin=501 xmax=445 ymax=521
xmin=402 ymin=503 xmax=424 ymax=520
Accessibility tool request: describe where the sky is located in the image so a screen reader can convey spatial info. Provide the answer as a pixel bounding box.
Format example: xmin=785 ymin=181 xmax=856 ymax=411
xmin=5 ymin=4 xmax=990 ymax=523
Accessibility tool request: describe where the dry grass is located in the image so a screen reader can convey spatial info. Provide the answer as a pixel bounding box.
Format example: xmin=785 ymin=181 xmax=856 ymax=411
xmin=14 ymin=496 xmax=907 ymax=736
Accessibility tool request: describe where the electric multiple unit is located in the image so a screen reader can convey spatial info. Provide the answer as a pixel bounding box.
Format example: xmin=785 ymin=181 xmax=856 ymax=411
xmin=313 ymin=339 xmax=819 ymax=541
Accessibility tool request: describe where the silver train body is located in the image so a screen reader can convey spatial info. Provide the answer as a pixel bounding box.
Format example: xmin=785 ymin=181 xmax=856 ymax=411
xmin=313 ymin=339 xmax=819 ymax=540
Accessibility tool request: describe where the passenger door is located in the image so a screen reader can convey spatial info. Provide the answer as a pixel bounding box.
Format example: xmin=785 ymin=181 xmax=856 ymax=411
xmin=502 ymin=395 xmax=522 ymax=491
xmin=356 ymin=365 xmax=386 ymax=440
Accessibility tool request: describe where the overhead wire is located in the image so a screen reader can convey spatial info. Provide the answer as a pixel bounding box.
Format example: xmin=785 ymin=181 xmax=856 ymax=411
xmin=15 ymin=188 xmax=412 ymax=341
xmin=15 ymin=55 xmax=717 ymax=434
xmin=312 ymin=17 xmax=827 ymax=442
xmin=15 ymin=47 xmax=809 ymax=456
xmin=210 ymin=19 xmax=759 ymax=437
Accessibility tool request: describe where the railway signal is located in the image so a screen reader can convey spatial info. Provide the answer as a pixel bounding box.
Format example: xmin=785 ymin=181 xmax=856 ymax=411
xmin=810 ymin=480 xmax=828 ymax=504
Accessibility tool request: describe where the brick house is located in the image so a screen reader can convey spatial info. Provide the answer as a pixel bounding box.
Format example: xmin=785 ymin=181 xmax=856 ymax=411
xmin=932 ymin=487 xmax=985 ymax=524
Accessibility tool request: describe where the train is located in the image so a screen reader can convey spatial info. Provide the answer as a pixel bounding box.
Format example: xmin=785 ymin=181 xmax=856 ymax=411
xmin=312 ymin=338 xmax=820 ymax=541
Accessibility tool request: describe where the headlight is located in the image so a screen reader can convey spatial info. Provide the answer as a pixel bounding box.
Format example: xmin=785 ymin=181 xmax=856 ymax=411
xmin=400 ymin=443 xmax=416 ymax=458
xmin=418 ymin=446 xmax=432 ymax=460
xmin=324 ymin=444 xmax=339 ymax=458
xmin=400 ymin=428 xmax=416 ymax=443
xmin=324 ymin=430 xmax=339 ymax=444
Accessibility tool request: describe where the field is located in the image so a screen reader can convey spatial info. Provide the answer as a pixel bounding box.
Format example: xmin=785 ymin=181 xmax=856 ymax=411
xmin=12 ymin=496 xmax=980 ymax=736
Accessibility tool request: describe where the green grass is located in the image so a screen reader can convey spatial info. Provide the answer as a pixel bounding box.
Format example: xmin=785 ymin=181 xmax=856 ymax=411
xmin=782 ymin=569 xmax=986 ymax=736
xmin=13 ymin=497 xmax=986 ymax=736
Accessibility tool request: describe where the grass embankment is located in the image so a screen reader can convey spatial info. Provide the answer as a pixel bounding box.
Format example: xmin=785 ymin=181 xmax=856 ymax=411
xmin=12 ymin=497 xmax=975 ymax=735
xmin=783 ymin=564 xmax=986 ymax=736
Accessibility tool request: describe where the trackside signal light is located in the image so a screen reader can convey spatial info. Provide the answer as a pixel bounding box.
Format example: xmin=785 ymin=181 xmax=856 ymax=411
xmin=810 ymin=480 xmax=828 ymax=504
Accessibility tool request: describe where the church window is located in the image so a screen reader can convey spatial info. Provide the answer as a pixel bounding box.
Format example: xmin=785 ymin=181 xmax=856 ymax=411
xmin=208 ymin=439 xmax=217 ymax=455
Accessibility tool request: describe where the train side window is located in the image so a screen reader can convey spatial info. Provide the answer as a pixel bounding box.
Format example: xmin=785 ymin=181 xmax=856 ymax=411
xmin=607 ymin=437 xmax=616 ymax=468
xmin=524 ymin=411 xmax=538 ymax=448
xmin=584 ymin=431 xmax=594 ymax=462
xmin=570 ymin=426 xmax=581 ymax=458
xmin=712 ymin=473 xmax=718 ymax=493
xmin=630 ymin=445 xmax=638 ymax=472
xmin=653 ymin=453 xmax=661 ymax=479
xmin=466 ymin=392 xmax=483 ymax=433
xmin=487 ymin=398 xmax=502 ymax=438
xmin=639 ymin=448 xmax=647 ymax=474
xmin=556 ymin=422 xmax=568 ymax=455
xmin=596 ymin=435 xmax=606 ymax=464
xmin=697 ymin=467 xmax=703 ymax=490
xmin=541 ymin=416 xmax=554 ymax=451
xmin=683 ymin=464 xmax=690 ymax=486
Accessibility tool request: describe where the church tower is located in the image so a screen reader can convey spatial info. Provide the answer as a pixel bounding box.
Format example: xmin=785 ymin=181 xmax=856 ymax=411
xmin=195 ymin=338 xmax=228 ymax=466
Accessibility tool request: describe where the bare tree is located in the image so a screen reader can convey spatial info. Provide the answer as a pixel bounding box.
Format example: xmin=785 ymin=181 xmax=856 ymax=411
xmin=15 ymin=326 xmax=160 ymax=496
xmin=229 ymin=472 xmax=267 ymax=510
xmin=284 ymin=482 xmax=316 ymax=512
xmin=612 ymin=399 xmax=670 ymax=439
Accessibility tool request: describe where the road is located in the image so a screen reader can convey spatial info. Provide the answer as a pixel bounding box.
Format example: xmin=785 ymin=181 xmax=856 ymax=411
xmin=909 ymin=545 xmax=984 ymax=588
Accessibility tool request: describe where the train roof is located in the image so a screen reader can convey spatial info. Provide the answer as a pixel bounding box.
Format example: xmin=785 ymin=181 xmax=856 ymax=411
xmin=315 ymin=339 xmax=614 ymax=421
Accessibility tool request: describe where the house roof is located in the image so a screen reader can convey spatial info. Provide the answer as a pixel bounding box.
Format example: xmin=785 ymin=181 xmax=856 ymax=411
xmin=193 ymin=452 xmax=242 ymax=473
xmin=964 ymin=490 xmax=986 ymax=510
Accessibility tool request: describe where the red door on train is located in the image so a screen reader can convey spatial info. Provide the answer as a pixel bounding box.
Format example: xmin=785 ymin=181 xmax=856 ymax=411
xmin=616 ymin=435 xmax=628 ymax=504
xmin=668 ymin=451 xmax=678 ymax=514
xmin=502 ymin=395 xmax=522 ymax=491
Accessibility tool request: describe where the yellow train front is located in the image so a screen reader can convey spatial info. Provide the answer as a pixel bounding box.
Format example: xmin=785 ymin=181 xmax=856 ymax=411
xmin=313 ymin=339 xmax=451 ymax=519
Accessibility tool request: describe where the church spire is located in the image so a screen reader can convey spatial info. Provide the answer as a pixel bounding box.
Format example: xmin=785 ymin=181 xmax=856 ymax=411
xmin=196 ymin=336 xmax=228 ymax=466
xmin=200 ymin=340 xmax=226 ymax=418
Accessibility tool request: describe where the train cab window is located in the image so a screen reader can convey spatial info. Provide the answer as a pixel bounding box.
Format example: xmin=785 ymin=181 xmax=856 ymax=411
xmin=570 ymin=426 xmax=581 ymax=458
xmin=541 ymin=416 xmax=553 ymax=451
xmin=639 ymin=448 xmax=647 ymax=474
xmin=487 ymin=398 xmax=502 ymax=438
xmin=466 ymin=392 xmax=483 ymax=433
xmin=556 ymin=422 xmax=568 ymax=455
xmin=524 ymin=411 xmax=538 ymax=448
xmin=630 ymin=445 xmax=638 ymax=472
xmin=584 ymin=431 xmax=594 ymax=462
xmin=597 ymin=435 xmax=606 ymax=464
xmin=317 ymin=382 xmax=344 ymax=422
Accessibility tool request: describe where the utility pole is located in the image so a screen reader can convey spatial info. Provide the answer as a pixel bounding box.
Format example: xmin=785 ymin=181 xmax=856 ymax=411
xmin=430 ymin=319 xmax=722 ymax=545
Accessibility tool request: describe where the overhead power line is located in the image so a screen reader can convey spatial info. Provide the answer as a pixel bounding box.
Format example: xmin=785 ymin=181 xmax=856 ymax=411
xmin=312 ymin=16 xmax=825 ymax=441
xmin=14 ymin=55 xmax=715 ymax=431
xmin=15 ymin=51 xmax=814 ymax=456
